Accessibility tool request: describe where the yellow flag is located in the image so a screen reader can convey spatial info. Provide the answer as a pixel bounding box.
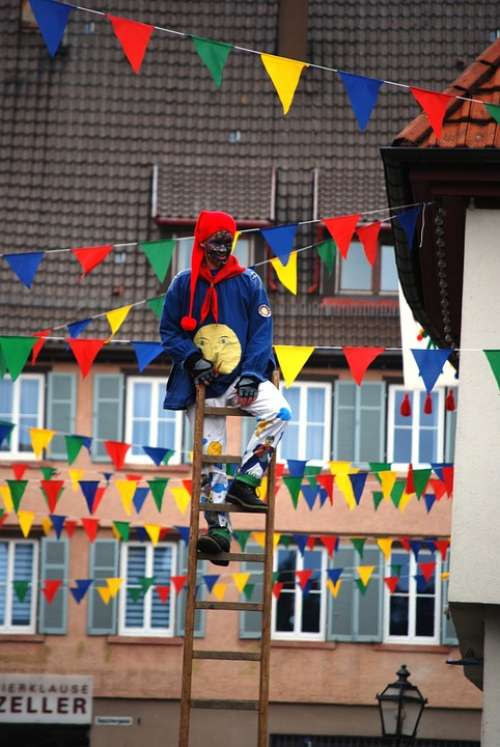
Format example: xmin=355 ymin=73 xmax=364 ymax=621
xmin=145 ymin=524 xmax=160 ymax=546
xmin=377 ymin=538 xmax=393 ymax=561
xmin=271 ymin=252 xmax=297 ymax=295
xmin=231 ymin=230 xmax=241 ymax=253
xmin=69 ymin=468 xmax=84 ymax=491
xmin=97 ymin=587 xmax=112 ymax=605
xmin=116 ymin=479 xmax=137 ymax=516
xmin=256 ymin=476 xmax=268 ymax=501
xmin=106 ymin=304 xmax=132 ymax=336
xmin=18 ymin=510 xmax=34 ymax=538
xmin=380 ymin=471 xmax=397 ymax=500
xmin=232 ymin=572 xmax=251 ymax=594
xmin=171 ymin=486 xmax=191 ymax=514
xmin=273 ymin=532 xmax=281 ymax=549
xmin=328 ymin=460 xmax=358 ymax=475
xmin=260 ymin=53 xmax=308 ymax=115
xmin=212 ymin=581 xmax=227 ymax=601
xmin=326 ymin=579 xmax=343 ymax=598
xmin=399 ymin=492 xmax=413 ymax=512
xmin=0 ymin=485 xmax=13 ymax=513
xmin=336 ymin=473 xmax=356 ymax=511
xmin=358 ymin=565 xmax=375 ymax=586
xmin=252 ymin=531 xmax=265 ymax=548
xmin=42 ymin=516 xmax=52 ymax=536
xmin=111 ymin=524 xmax=120 ymax=541
xmin=441 ymin=571 xmax=450 ymax=581
xmin=30 ymin=427 xmax=55 ymax=458
xmin=274 ymin=344 xmax=314 ymax=387
xmin=106 ymin=578 xmax=123 ymax=598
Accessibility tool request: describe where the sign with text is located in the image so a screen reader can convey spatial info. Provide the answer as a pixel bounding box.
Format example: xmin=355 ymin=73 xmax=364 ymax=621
xmin=0 ymin=674 xmax=92 ymax=724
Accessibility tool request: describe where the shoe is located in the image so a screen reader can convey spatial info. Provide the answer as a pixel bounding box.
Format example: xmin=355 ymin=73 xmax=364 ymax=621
xmin=226 ymin=479 xmax=268 ymax=512
xmin=197 ymin=527 xmax=231 ymax=567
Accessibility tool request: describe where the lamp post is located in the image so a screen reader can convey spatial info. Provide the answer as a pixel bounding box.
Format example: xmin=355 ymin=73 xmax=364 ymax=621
xmin=376 ymin=665 xmax=428 ymax=745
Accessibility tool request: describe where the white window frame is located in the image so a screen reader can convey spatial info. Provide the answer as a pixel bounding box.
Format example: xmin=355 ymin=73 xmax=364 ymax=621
xmin=125 ymin=377 xmax=183 ymax=465
xmin=118 ymin=541 xmax=177 ymax=637
xmin=0 ymin=539 xmax=38 ymax=634
xmin=278 ymin=381 xmax=332 ymax=466
xmin=271 ymin=545 xmax=327 ymax=642
xmin=387 ymin=386 xmax=445 ymax=469
xmin=0 ymin=374 xmax=45 ymax=461
xmin=383 ymin=549 xmax=442 ymax=645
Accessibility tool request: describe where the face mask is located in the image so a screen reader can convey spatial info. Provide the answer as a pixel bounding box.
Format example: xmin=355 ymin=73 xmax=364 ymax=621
xmin=202 ymin=233 xmax=233 ymax=268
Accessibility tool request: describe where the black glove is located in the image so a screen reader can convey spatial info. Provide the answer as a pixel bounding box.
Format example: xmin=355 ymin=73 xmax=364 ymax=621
xmin=236 ymin=376 xmax=259 ymax=403
xmin=184 ymin=353 xmax=215 ymax=385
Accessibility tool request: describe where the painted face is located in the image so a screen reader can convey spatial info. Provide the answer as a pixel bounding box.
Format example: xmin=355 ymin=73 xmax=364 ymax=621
xmin=194 ymin=323 xmax=242 ymax=375
xmin=201 ymin=230 xmax=233 ymax=269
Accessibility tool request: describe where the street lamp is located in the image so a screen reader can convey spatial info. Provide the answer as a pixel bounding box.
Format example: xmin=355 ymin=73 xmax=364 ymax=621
xmin=376 ymin=665 xmax=428 ymax=745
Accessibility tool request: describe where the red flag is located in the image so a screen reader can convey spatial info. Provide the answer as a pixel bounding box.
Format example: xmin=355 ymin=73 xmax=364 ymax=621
xmin=0 ymin=512 xmax=8 ymax=528
xmin=32 ymin=328 xmax=52 ymax=364
xmin=319 ymin=535 xmax=337 ymax=557
xmin=67 ymin=339 xmax=106 ymax=377
xmin=275 ymin=463 xmax=286 ymax=479
xmin=295 ymin=569 xmax=313 ymax=589
xmin=41 ymin=480 xmax=65 ymax=513
xmin=104 ymin=440 xmax=131 ymax=470
xmin=399 ymin=536 xmax=411 ymax=552
xmin=155 ymin=585 xmax=170 ymax=604
xmin=11 ymin=463 xmax=28 ymax=480
xmin=429 ymin=478 xmax=446 ymax=501
xmin=405 ymin=464 xmax=415 ymax=495
xmin=82 ymin=517 xmax=99 ymax=543
xmin=92 ymin=486 xmax=106 ymax=514
xmin=322 ymin=214 xmax=361 ymax=259
xmin=272 ymin=581 xmax=284 ymax=599
xmin=342 ymin=347 xmax=384 ymax=385
xmin=171 ymin=575 xmax=187 ymax=594
xmin=71 ymin=245 xmax=113 ymax=276
xmin=126 ymin=473 xmax=143 ymax=482
xmin=182 ymin=479 xmax=192 ymax=495
xmin=435 ymin=539 xmax=450 ymax=561
xmin=357 ymin=222 xmax=381 ymax=267
xmin=108 ymin=15 xmax=154 ymax=74
xmin=384 ymin=576 xmax=399 ymax=593
xmin=65 ymin=519 xmax=77 ymax=538
xmin=419 ymin=561 xmax=436 ymax=583
xmin=410 ymin=87 xmax=453 ymax=139
xmin=42 ymin=579 xmax=63 ymax=604
xmin=442 ymin=466 xmax=454 ymax=497
xmin=305 ymin=535 xmax=316 ymax=550
xmin=159 ymin=527 xmax=170 ymax=541
xmin=317 ymin=474 xmax=334 ymax=504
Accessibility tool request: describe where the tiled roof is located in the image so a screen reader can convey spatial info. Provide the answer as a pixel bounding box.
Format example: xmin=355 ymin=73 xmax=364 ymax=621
xmin=1 ymin=0 xmax=499 ymax=347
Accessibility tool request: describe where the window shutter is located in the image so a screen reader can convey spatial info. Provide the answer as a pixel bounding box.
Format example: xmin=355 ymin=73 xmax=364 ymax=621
xmin=92 ymin=374 xmax=124 ymax=461
xmin=445 ymin=389 xmax=458 ymax=463
xmin=240 ymin=540 xmax=263 ymax=639
xmin=441 ymin=551 xmax=458 ymax=646
xmin=39 ymin=538 xmax=69 ymax=634
xmin=358 ymin=383 xmax=386 ymax=463
xmin=175 ymin=541 xmax=205 ymax=638
xmin=326 ymin=546 xmax=355 ymax=641
xmin=334 ymin=382 xmax=356 ymax=461
xmin=87 ymin=539 xmax=119 ymax=635
xmin=355 ymin=546 xmax=383 ymax=642
xmin=46 ymin=373 xmax=77 ymax=459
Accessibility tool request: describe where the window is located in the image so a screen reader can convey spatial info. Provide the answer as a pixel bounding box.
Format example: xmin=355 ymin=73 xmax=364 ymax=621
xmin=278 ymin=382 xmax=332 ymax=464
xmin=0 ymin=375 xmax=44 ymax=459
xmin=337 ymin=241 xmax=398 ymax=295
xmin=0 ymin=540 xmax=38 ymax=634
xmin=334 ymin=381 xmax=386 ymax=464
xmin=118 ymin=542 xmax=176 ymax=637
xmin=384 ymin=547 xmax=441 ymax=645
xmin=272 ymin=545 xmax=327 ymax=641
xmin=125 ymin=377 xmax=183 ymax=465
xmin=387 ymin=387 xmax=445 ymax=467
xmin=173 ymin=235 xmax=252 ymax=274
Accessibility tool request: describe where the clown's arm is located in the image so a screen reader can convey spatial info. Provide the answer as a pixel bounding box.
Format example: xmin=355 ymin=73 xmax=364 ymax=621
xmin=239 ymin=272 xmax=273 ymax=383
xmin=159 ymin=273 xmax=200 ymax=366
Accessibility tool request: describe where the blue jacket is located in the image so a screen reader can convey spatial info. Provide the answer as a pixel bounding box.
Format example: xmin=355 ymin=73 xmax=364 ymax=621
xmin=160 ymin=268 xmax=275 ymax=410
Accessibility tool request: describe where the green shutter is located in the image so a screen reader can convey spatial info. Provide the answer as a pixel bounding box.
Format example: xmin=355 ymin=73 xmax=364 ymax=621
xmin=334 ymin=382 xmax=386 ymax=464
xmin=334 ymin=382 xmax=356 ymax=461
xmin=445 ymin=389 xmax=458 ymax=463
xmin=441 ymin=551 xmax=458 ymax=646
xmin=39 ymin=538 xmax=69 ymax=634
xmin=240 ymin=540 xmax=263 ymax=639
xmin=92 ymin=374 xmax=124 ymax=461
xmin=175 ymin=541 xmax=205 ymax=638
xmin=326 ymin=546 xmax=354 ymax=641
xmin=87 ymin=539 xmax=119 ymax=635
xmin=46 ymin=373 xmax=77 ymax=459
xmin=355 ymin=546 xmax=383 ymax=642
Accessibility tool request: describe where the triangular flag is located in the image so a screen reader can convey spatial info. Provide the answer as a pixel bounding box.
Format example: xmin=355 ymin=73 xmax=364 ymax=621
xmin=142 ymin=446 xmax=170 ymax=466
xmin=31 ymin=328 xmax=51 ymax=365
xmin=485 ymin=103 xmax=500 ymax=124
xmin=104 ymin=440 xmax=131 ymax=470
xmin=391 ymin=479 xmax=405 ymax=508
xmin=399 ymin=491 xmax=413 ymax=513
xmin=78 ymin=480 xmax=100 ymax=514
xmin=203 ymin=574 xmax=220 ymax=593
xmin=315 ymin=239 xmax=337 ymax=274
xmin=271 ymin=252 xmax=297 ymax=295
xmin=419 ymin=561 xmax=436 ymax=583
xmin=252 ymin=531 xmax=266 ymax=549
xmin=106 ymin=578 xmax=123 ymax=598
xmin=377 ymin=538 xmax=393 ymax=561
xmin=70 ymin=579 xmax=93 ymax=604
xmin=327 ymin=568 xmax=343 ymax=585
xmin=116 ymin=479 xmax=137 ymax=516
xmin=0 ymin=421 xmax=15 ymax=448
xmin=139 ymin=239 xmax=175 ymax=282
xmin=97 ymin=587 xmax=112 ymax=605
xmin=301 ymin=484 xmax=318 ymax=510
xmin=260 ymin=53 xmax=308 ymax=115
xmin=171 ymin=575 xmax=187 ymax=594
xmin=287 ymin=460 xmax=308 ymax=478
xmin=338 ymin=72 xmax=383 ymax=131
xmin=138 ymin=577 xmax=156 ymax=595
xmin=64 ymin=435 xmax=91 ymax=465
xmin=68 ymin=469 xmax=84 ymax=491
xmin=358 ymin=565 xmax=375 ymax=587
xmin=191 ymin=36 xmax=232 ymax=88
xmin=351 ymin=538 xmax=366 ymax=557
xmin=40 ymin=466 xmax=57 ymax=480
xmin=171 ymin=486 xmax=191 ymax=514
xmin=175 ymin=526 xmax=190 ymax=545
xmin=379 ymin=471 xmax=397 ymax=500
xmin=442 ymin=466 xmax=454 ymax=498
xmin=29 ymin=0 xmax=73 ymax=56
xmin=64 ymin=519 xmax=77 ymax=537
xmin=7 ymin=480 xmax=28 ymax=512
xmin=42 ymin=579 xmax=63 ymax=603
xmin=356 ymin=222 xmax=382 ymax=267
xmin=394 ymin=207 xmax=421 ymax=250
xmin=410 ymin=540 xmax=422 ymax=560
xmin=148 ymin=478 xmax=169 ymax=511
xmin=13 ymin=579 xmax=30 ymax=602
xmin=106 ymin=305 xmax=132 ymax=337
xmin=113 ymin=520 xmax=130 ymax=541
xmin=155 ymin=585 xmax=170 ymax=604
xmin=272 ymin=581 xmax=284 ymax=599
xmin=67 ymin=319 xmax=92 ymax=339
xmin=132 ymin=342 xmax=164 ymax=373
xmin=293 ymin=534 xmax=308 ymax=556
xmin=261 ymin=224 xmax=299 ymax=265
xmin=384 ymin=576 xmax=399 ymax=593
xmin=342 ymin=347 xmax=384 ymax=385
xmin=349 ymin=472 xmax=368 ymax=505
xmin=182 ymin=479 xmax=192 ymax=496
xmin=232 ymin=572 xmax=251 ymax=594
xmin=335 ymin=473 xmax=357 ymax=511
xmin=49 ymin=514 xmax=66 ymax=539
xmin=322 ymin=214 xmax=361 ymax=259
xmin=274 ymin=345 xmax=314 ymax=387
xmin=435 ymin=539 xmax=450 ymax=561
xmin=410 ymin=87 xmax=452 ymax=139
xmin=29 ymin=427 xmax=55 ymax=458
xmin=81 ymin=517 xmax=99 ymax=542
xmin=42 ymin=516 xmax=53 ymax=536
xmin=133 ymin=487 xmax=149 ymax=513
xmin=147 ymin=296 xmax=164 ymax=319
xmin=411 ymin=348 xmax=452 ymax=392
xmin=424 ymin=493 xmax=436 ymax=513
xmin=3 ymin=252 xmax=44 ymax=288
xmin=304 ymin=465 xmax=322 ymax=485
xmin=372 ymin=491 xmax=384 ymax=510
xmin=305 ymin=535 xmax=316 ymax=550
xmin=67 ymin=338 xmax=106 ymax=377
xmin=320 ymin=536 xmax=337 ymax=557
xmin=296 ymin=569 xmax=313 ymax=590
xmin=413 ymin=468 xmax=431 ymax=498
xmin=243 ymin=583 xmax=255 ymax=601
xmin=0 ymin=337 xmax=37 ymax=381
xmin=317 ymin=474 xmax=334 ymax=505
xmin=233 ymin=530 xmax=251 ymax=552
xmin=326 ymin=579 xmax=343 ymax=598
xmin=41 ymin=480 xmax=64 ymax=513
xmin=212 ymin=581 xmax=227 ymax=601
xmin=107 ymin=14 xmax=154 ymax=74
xmin=71 ymin=245 xmax=113 ymax=275
xmin=145 ymin=524 xmax=161 ymax=546
xmin=484 ymin=350 xmax=500 ymax=389
xmin=18 ymin=510 xmax=34 ymax=537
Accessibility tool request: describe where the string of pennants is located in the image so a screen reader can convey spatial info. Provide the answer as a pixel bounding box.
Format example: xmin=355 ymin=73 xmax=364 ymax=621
xmin=27 ymin=0 xmax=500 ymax=131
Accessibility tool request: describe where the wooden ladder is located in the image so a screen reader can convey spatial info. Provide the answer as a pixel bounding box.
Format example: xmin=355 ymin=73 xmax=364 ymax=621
xmin=178 ymin=379 xmax=278 ymax=747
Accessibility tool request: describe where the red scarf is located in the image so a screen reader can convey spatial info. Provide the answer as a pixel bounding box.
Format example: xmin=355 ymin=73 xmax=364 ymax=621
xmin=197 ymin=256 xmax=245 ymax=325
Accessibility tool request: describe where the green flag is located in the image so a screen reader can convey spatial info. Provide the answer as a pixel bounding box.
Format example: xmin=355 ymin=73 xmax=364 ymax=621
xmin=139 ymin=576 xmax=156 ymax=594
xmin=391 ymin=563 xmax=402 ymax=577
xmin=65 ymin=435 xmax=86 ymax=465
xmin=0 ymin=336 xmax=37 ymax=381
xmin=283 ymin=476 xmax=302 ymax=509
xmin=242 ymin=583 xmax=255 ymax=601
xmin=113 ymin=521 xmax=130 ymax=541
xmin=0 ymin=348 xmax=6 ymax=378
xmin=351 ymin=537 xmax=366 ymax=557
xmin=279 ymin=534 xmax=292 ymax=547
xmin=369 ymin=462 xmax=392 ymax=485
xmin=315 ymin=239 xmax=337 ymax=275
xmin=413 ymin=468 xmax=431 ymax=498
xmin=13 ymin=579 xmax=30 ymax=602
xmin=40 ymin=466 xmax=57 ymax=480
xmin=391 ymin=479 xmax=405 ymax=508
xmin=146 ymin=296 xmax=164 ymax=319
xmin=192 ymin=36 xmax=232 ymax=89
xmin=372 ymin=490 xmax=384 ymax=510
xmin=485 ymin=103 xmax=500 ymax=124
xmin=355 ymin=579 xmax=368 ymax=595
xmin=128 ymin=587 xmax=142 ymax=603
xmin=140 ymin=240 xmax=175 ymax=282
xmin=484 ymin=350 xmax=500 ymax=389
xmin=7 ymin=480 xmax=28 ymax=512
xmin=147 ymin=478 xmax=169 ymax=511
xmin=162 ymin=449 xmax=175 ymax=465
xmin=304 ymin=465 xmax=322 ymax=486
xmin=233 ymin=530 xmax=251 ymax=552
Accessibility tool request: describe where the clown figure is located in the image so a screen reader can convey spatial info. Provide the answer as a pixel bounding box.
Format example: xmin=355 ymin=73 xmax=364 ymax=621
xmin=160 ymin=210 xmax=291 ymax=565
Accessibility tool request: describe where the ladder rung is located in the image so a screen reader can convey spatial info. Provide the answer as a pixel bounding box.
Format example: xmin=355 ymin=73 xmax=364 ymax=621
xmin=204 ymin=406 xmax=252 ymax=416
xmin=202 ymin=454 xmax=241 ymax=464
xmin=197 ymin=551 xmax=265 ymax=563
xmin=191 ymin=699 xmax=259 ymax=711
xmin=193 ymin=650 xmax=260 ymax=661
xmin=199 ymin=502 xmax=267 ymax=513
xmin=196 ymin=601 xmax=263 ymax=612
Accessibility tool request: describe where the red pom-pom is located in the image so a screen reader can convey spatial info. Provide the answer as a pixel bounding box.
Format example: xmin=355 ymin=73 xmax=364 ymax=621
xmin=445 ymin=389 xmax=456 ymax=412
xmin=180 ymin=316 xmax=197 ymax=332
xmin=400 ymin=393 xmax=411 ymax=417
xmin=423 ymin=392 xmax=433 ymax=415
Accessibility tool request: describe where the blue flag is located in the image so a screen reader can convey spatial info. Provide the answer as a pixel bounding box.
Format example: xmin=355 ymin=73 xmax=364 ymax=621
xmin=29 ymin=0 xmax=74 ymax=57
xmin=78 ymin=480 xmax=99 ymax=514
xmin=203 ymin=574 xmax=220 ymax=593
xmin=67 ymin=319 xmax=92 ymax=339
xmin=301 ymin=484 xmax=318 ymax=510
xmin=349 ymin=472 xmax=368 ymax=505
xmin=0 ymin=421 xmax=15 ymax=448
xmin=327 ymin=568 xmax=343 ymax=584
xmin=49 ymin=514 xmax=66 ymax=539
xmin=133 ymin=486 xmax=149 ymax=513
xmin=411 ymin=348 xmax=452 ymax=392
xmin=4 ymin=252 xmax=44 ymax=288
xmin=135 ymin=527 xmax=148 ymax=542
xmin=142 ymin=445 xmax=170 ymax=466
xmin=261 ymin=224 xmax=299 ymax=264
xmin=338 ymin=72 xmax=383 ymax=131
xmin=70 ymin=579 xmax=93 ymax=604
xmin=395 ymin=206 xmax=422 ymax=250
xmin=424 ymin=494 xmax=436 ymax=513
xmin=132 ymin=341 xmax=164 ymax=373
xmin=409 ymin=540 xmax=422 ymax=560
xmin=175 ymin=526 xmax=190 ymax=544
xmin=293 ymin=533 xmax=308 ymax=556
xmin=287 ymin=459 xmax=307 ymax=478
xmin=318 ymin=486 xmax=329 ymax=507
